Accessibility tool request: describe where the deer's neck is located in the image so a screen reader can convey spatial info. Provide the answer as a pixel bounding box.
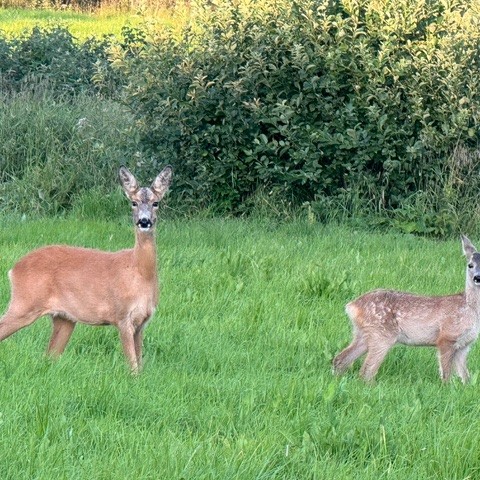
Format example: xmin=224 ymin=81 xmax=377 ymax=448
xmin=133 ymin=229 xmax=158 ymax=282
xmin=465 ymin=283 xmax=480 ymax=313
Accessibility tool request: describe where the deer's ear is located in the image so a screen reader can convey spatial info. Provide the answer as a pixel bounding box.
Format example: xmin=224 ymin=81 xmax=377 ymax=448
xmin=151 ymin=165 xmax=173 ymax=199
xmin=119 ymin=166 xmax=139 ymax=196
xmin=461 ymin=235 xmax=477 ymax=257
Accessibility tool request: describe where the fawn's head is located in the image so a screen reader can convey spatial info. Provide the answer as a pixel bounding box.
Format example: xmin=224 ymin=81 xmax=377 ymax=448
xmin=462 ymin=235 xmax=480 ymax=286
xmin=119 ymin=165 xmax=173 ymax=232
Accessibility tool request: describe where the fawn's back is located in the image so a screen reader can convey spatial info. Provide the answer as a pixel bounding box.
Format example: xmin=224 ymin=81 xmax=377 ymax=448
xmin=347 ymin=289 xmax=472 ymax=347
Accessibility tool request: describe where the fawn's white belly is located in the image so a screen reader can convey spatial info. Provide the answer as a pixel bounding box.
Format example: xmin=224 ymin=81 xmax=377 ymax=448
xmin=397 ymin=329 xmax=437 ymax=347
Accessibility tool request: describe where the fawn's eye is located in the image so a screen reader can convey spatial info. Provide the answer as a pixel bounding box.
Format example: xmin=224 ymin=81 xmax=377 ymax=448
xmin=131 ymin=201 xmax=138 ymax=207
xmin=152 ymin=202 xmax=159 ymax=208
xmin=469 ymin=263 xmax=474 ymax=269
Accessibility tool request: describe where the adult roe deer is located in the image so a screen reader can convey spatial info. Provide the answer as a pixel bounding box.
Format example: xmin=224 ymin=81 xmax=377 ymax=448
xmin=0 ymin=165 xmax=172 ymax=373
xmin=333 ymin=235 xmax=480 ymax=383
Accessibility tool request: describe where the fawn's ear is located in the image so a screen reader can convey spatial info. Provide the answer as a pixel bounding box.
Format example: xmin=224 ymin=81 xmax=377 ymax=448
xmin=119 ymin=166 xmax=139 ymax=196
xmin=151 ymin=165 xmax=173 ymax=199
xmin=461 ymin=235 xmax=477 ymax=257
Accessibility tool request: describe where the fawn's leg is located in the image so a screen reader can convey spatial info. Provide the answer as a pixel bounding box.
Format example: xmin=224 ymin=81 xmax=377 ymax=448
xmin=333 ymin=330 xmax=367 ymax=374
xmin=437 ymin=338 xmax=456 ymax=382
xmin=47 ymin=315 xmax=76 ymax=356
xmin=452 ymin=345 xmax=471 ymax=383
xmin=359 ymin=336 xmax=395 ymax=382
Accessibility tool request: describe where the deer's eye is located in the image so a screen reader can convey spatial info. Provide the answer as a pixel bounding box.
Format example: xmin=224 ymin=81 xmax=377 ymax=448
xmin=131 ymin=201 xmax=138 ymax=207
xmin=469 ymin=263 xmax=474 ymax=269
xmin=152 ymin=202 xmax=159 ymax=208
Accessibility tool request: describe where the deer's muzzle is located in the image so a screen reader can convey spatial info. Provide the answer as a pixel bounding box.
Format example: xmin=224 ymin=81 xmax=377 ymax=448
xmin=137 ymin=218 xmax=153 ymax=230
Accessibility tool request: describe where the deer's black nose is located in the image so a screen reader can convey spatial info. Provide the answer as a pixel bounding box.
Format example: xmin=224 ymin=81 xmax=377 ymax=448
xmin=473 ymin=275 xmax=480 ymax=285
xmin=137 ymin=218 xmax=152 ymax=229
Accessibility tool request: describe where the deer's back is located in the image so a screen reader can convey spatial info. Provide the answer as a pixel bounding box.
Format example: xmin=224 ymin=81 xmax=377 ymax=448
xmin=9 ymin=245 xmax=157 ymax=326
xmin=346 ymin=289 xmax=467 ymax=345
xmin=12 ymin=244 xmax=133 ymax=280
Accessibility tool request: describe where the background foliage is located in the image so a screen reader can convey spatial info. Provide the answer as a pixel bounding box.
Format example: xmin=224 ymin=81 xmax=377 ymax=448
xmin=0 ymin=87 xmax=134 ymax=214
xmin=0 ymin=0 xmax=181 ymax=12
xmin=0 ymin=0 xmax=480 ymax=235
xmin=117 ymin=0 xmax=480 ymax=224
xmin=0 ymin=25 xmax=119 ymax=94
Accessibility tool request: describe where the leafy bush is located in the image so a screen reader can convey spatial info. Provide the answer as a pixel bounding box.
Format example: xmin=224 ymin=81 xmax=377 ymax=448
xmin=117 ymin=0 xmax=480 ymax=217
xmin=0 ymin=25 xmax=122 ymax=96
xmin=1 ymin=0 xmax=480 ymax=233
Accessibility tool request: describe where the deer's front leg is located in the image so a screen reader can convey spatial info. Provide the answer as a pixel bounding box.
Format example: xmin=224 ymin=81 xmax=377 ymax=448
xmin=47 ymin=315 xmax=76 ymax=356
xmin=134 ymin=327 xmax=144 ymax=373
xmin=118 ymin=324 xmax=138 ymax=374
xmin=452 ymin=346 xmax=471 ymax=383
xmin=437 ymin=338 xmax=456 ymax=382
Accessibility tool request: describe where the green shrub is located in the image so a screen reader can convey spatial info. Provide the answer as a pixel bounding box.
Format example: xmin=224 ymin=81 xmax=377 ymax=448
xmin=117 ymin=0 xmax=480 ymax=216
xmin=0 ymin=25 xmax=122 ymax=96
xmin=2 ymin=0 xmax=480 ymax=231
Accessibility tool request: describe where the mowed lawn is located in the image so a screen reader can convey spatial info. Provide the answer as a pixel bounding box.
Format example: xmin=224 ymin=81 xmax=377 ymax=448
xmin=0 ymin=216 xmax=478 ymax=479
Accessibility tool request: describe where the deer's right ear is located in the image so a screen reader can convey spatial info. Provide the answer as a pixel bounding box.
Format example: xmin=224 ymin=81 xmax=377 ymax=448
xmin=461 ymin=235 xmax=477 ymax=257
xmin=119 ymin=166 xmax=139 ymax=196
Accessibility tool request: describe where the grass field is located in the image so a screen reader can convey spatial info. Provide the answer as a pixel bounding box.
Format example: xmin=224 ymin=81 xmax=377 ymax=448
xmin=0 ymin=7 xmax=184 ymax=39
xmin=0 ymin=215 xmax=478 ymax=479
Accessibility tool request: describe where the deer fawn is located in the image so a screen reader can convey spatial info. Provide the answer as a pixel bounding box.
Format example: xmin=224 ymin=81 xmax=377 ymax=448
xmin=333 ymin=235 xmax=480 ymax=383
xmin=0 ymin=165 xmax=172 ymax=374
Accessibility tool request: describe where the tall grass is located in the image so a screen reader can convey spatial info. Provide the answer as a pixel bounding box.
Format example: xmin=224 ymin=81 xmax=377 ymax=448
xmin=0 ymin=217 xmax=479 ymax=478
xmin=0 ymin=86 xmax=135 ymax=215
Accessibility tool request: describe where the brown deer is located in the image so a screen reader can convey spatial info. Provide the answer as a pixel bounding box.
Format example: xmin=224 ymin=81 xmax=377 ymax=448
xmin=0 ymin=165 xmax=172 ymax=373
xmin=333 ymin=235 xmax=480 ymax=382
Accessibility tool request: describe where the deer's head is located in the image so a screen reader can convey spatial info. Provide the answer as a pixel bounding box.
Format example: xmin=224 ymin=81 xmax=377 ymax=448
xmin=462 ymin=235 xmax=480 ymax=286
xmin=119 ymin=165 xmax=173 ymax=232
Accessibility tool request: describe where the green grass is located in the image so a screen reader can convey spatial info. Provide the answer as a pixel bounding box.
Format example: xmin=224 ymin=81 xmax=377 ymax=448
xmin=0 ymin=7 xmax=184 ymax=39
xmin=0 ymin=216 xmax=478 ymax=478
xmin=0 ymin=7 xmax=137 ymax=38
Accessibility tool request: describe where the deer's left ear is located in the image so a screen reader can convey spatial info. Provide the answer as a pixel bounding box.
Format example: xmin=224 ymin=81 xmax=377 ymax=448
xmin=151 ymin=165 xmax=173 ymax=199
xmin=119 ymin=166 xmax=139 ymax=196
xmin=462 ymin=235 xmax=477 ymax=257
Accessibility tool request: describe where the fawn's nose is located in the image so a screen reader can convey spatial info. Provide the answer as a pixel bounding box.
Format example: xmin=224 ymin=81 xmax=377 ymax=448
xmin=137 ymin=218 xmax=153 ymax=229
xmin=473 ymin=275 xmax=480 ymax=285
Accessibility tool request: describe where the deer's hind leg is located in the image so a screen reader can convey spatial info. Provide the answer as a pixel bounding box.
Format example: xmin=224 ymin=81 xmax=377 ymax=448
xmin=47 ymin=315 xmax=76 ymax=357
xmin=333 ymin=327 xmax=367 ymax=374
xmin=359 ymin=334 xmax=396 ymax=382
xmin=0 ymin=304 xmax=42 ymax=342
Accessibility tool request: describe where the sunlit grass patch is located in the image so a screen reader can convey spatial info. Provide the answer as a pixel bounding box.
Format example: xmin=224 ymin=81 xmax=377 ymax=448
xmin=0 ymin=6 xmax=186 ymax=39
